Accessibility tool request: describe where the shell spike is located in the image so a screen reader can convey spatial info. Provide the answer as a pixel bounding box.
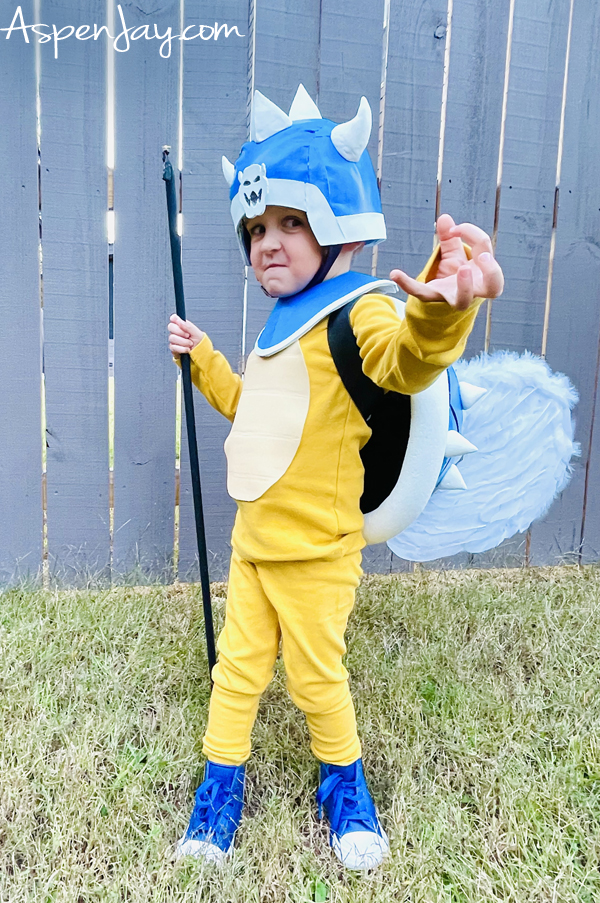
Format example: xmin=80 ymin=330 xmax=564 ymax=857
xmin=438 ymin=464 xmax=467 ymax=491
xmin=289 ymin=84 xmax=322 ymax=121
xmin=330 ymin=96 xmax=372 ymax=162
xmin=445 ymin=429 xmax=478 ymax=457
xmin=459 ymin=382 xmax=487 ymax=409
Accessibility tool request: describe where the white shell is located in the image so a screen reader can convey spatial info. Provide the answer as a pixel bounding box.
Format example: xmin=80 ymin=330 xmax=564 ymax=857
xmin=445 ymin=429 xmax=478 ymax=457
xmin=362 ymin=371 xmax=450 ymax=545
xmin=289 ymin=84 xmax=322 ymax=121
xmin=330 ymin=96 xmax=372 ymax=162
xmin=221 ymin=155 xmax=235 ymax=187
xmin=250 ymin=90 xmax=292 ymax=143
xmin=438 ymin=464 xmax=467 ymax=491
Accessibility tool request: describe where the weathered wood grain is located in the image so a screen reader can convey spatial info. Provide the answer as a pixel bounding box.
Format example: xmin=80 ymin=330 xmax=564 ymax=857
xmin=178 ymin=0 xmax=250 ymax=581
xmin=0 ymin=22 xmax=42 ymax=587
xmin=441 ymin=0 xmax=510 ymax=359
xmin=40 ymin=0 xmax=109 ymax=586
xmin=489 ymin=0 xmax=571 ymax=356
xmin=112 ymin=0 xmax=180 ymax=582
xmin=530 ymin=0 xmax=600 ymax=565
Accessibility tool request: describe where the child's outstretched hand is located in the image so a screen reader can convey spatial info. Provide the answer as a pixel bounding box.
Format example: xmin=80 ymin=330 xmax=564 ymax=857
xmin=168 ymin=314 xmax=205 ymax=356
xmin=389 ymin=214 xmax=504 ymax=311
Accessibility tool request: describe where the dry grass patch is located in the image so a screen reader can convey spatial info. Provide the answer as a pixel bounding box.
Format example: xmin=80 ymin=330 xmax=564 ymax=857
xmin=1 ymin=566 xmax=599 ymax=901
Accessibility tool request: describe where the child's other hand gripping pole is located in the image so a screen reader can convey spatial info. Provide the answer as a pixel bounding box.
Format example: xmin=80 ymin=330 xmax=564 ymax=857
xmin=389 ymin=214 xmax=505 ymax=312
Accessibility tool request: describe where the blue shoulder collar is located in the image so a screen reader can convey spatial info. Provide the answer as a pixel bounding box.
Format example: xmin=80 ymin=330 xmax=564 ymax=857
xmin=254 ymin=271 xmax=398 ymax=357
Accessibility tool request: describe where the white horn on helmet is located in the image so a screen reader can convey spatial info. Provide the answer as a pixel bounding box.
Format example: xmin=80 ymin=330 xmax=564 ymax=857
xmin=250 ymin=90 xmax=292 ymax=143
xmin=330 ymin=96 xmax=372 ymax=162
xmin=289 ymin=84 xmax=322 ymax=121
xmin=222 ymin=155 xmax=235 ymax=187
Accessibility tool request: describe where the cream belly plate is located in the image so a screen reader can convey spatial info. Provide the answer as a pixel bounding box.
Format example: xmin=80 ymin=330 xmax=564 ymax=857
xmin=224 ymin=341 xmax=310 ymax=502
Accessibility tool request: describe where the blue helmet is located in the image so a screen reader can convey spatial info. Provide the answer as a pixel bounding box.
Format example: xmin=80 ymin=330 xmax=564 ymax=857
xmin=222 ymin=85 xmax=386 ymax=264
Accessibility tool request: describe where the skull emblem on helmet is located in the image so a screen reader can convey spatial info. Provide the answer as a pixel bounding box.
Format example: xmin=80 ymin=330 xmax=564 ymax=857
xmin=238 ymin=163 xmax=268 ymax=217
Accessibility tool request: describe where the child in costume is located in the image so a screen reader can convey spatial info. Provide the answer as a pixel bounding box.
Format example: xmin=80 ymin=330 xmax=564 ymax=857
xmin=168 ymin=85 xmax=504 ymax=870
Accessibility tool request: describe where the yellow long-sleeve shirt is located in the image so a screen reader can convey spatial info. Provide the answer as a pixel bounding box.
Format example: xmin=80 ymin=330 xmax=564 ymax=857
xmin=177 ymin=249 xmax=482 ymax=562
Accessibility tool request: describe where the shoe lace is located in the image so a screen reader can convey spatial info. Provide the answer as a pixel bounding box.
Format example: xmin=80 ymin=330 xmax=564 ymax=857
xmin=316 ymin=772 xmax=376 ymax=836
xmin=189 ymin=777 xmax=238 ymax=842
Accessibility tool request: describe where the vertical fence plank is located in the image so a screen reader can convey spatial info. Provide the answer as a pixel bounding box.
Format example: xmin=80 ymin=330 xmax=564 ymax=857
xmin=407 ymin=0 xmax=512 ymax=573
xmin=581 ymin=344 xmax=600 ymax=563
xmin=446 ymin=0 xmax=572 ymax=571
xmin=441 ymin=0 xmax=510 ymax=358
xmin=243 ymin=0 xmax=322 ymax=353
xmin=489 ymin=0 xmax=571 ymax=356
xmin=318 ymin=0 xmax=384 ymax=281
xmin=478 ymin=0 xmax=571 ymax=569
xmin=376 ymin=0 xmax=447 ymax=284
xmin=376 ymin=0 xmax=446 ymax=573
xmin=530 ymin=1 xmax=600 ymax=565
xmin=112 ymin=0 xmax=180 ymax=582
xmin=0 ymin=27 xmax=42 ymax=587
xmin=177 ymin=0 xmax=250 ymax=582
xmin=318 ymin=0 xmax=391 ymax=572
xmin=40 ymin=0 xmax=109 ymax=586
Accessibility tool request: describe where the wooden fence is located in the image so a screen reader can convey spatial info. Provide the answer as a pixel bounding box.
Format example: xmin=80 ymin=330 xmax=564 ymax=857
xmin=1 ymin=0 xmax=599 ymax=587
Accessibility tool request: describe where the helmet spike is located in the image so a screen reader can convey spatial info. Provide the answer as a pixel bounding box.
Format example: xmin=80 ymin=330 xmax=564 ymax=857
xmin=222 ymin=155 xmax=235 ymax=187
xmin=289 ymin=84 xmax=322 ymax=121
xmin=330 ymin=96 xmax=372 ymax=162
xmin=250 ymin=90 xmax=292 ymax=143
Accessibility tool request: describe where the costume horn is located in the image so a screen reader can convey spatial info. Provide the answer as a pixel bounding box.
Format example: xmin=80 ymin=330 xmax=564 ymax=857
xmin=330 ymin=96 xmax=372 ymax=162
xmin=250 ymin=90 xmax=292 ymax=143
xmin=289 ymin=84 xmax=322 ymax=121
xmin=222 ymin=156 xmax=235 ymax=186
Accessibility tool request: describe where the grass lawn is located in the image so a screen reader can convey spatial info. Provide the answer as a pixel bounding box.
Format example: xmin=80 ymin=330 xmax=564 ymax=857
xmin=1 ymin=566 xmax=599 ymax=902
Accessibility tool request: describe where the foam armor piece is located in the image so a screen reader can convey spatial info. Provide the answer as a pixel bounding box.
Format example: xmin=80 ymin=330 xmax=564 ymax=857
xmin=387 ymin=351 xmax=579 ymax=561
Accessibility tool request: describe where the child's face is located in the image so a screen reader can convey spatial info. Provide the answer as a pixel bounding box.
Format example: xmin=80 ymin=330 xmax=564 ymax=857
xmin=247 ymin=206 xmax=323 ymax=297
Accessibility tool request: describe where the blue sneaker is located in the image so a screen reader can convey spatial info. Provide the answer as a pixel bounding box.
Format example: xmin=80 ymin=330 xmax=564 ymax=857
xmin=176 ymin=761 xmax=245 ymax=865
xmin=316 ymin=759 xmax=389 ymax=870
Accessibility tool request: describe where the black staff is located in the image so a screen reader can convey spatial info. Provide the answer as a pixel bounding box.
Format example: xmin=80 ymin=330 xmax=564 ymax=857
xmin=162 ymin=146 xmax=216 ymax=678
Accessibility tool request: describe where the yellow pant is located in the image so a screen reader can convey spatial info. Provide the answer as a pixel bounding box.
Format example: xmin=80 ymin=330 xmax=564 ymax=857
xmin=202 ymin=549 xmax=363 ymax=766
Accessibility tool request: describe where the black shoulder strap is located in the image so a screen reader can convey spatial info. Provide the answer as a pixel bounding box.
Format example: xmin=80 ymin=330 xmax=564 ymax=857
xmin=327 ymin=299 xmax=385 ymax=422
xmin=327 ymin=297 xmax=412 ymax=514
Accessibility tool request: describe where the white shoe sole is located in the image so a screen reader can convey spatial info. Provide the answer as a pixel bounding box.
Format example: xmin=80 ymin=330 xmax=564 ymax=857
xmin=332 ymin=829 xmax=390 ymax=871
xmin=175 ymin=836 xmax=229 ymax=866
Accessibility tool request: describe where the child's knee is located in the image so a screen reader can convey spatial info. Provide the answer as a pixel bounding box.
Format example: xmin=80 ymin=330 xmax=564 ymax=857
xmin=286 ymin=670 xmax=350 ymax=715
xmin=214 ymin=652 xmax=275 ymax=698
